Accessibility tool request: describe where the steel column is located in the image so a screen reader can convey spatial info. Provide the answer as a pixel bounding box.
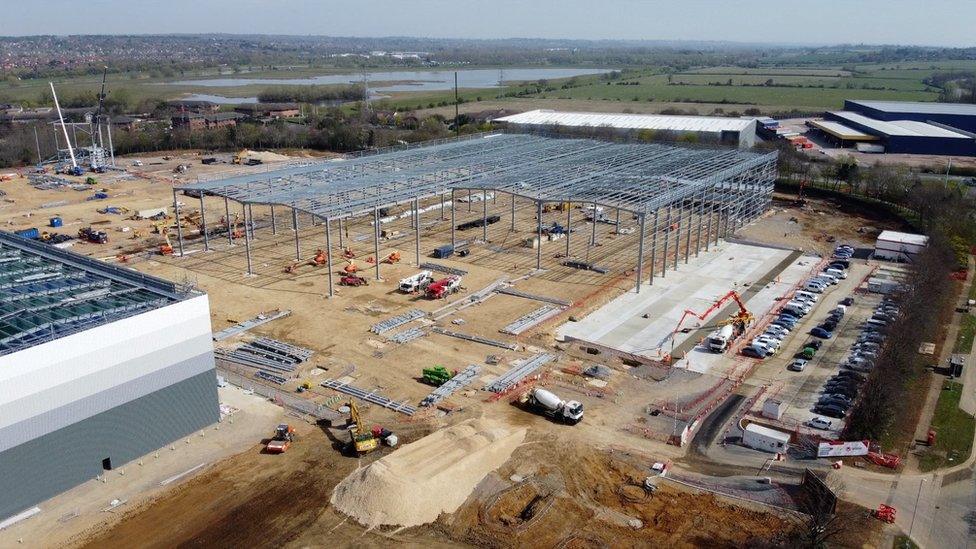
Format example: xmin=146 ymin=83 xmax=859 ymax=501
xmin=338 ymin=218 xmax=344 ymax=249
xmin=536 ymin=201 xmax=543 ymax=270
xmin=684 ymin=199 xmax=693 ymax=264
xmin=247 ymin=204 xmax=254 ymax=240
xmin=199 ymin=193 xmax=209 ymax=251
xmin=224 ymin=196 xmax=232 ymax=245
xmin=649 ymin=208 xmax=659 ymax=285
xmin=590 ymin=202 xmax=597 ymax=246
xmin=565 ymin=203 xmax=572 ymax=256
xmin=511 ymin=192 xmax=516 ymax=229
xmin=661 ymin=205 xmax=671 ymax=278
xmin=414 ymin=197 xmax=421 ymax=265
xmin=243 ymin=205 xmax=253 ymax=275
xmin=615 ymin=207 xmax=620 ymax=233
xmin=695 ymin=188 xmax=705 ymax=257
xmin=440 ymin=193 xmax=445 ymax=220
xmin=482 ymin=189 xmax=488 ymax=242
xmin=635 ymin=213 xmax=646 ymax=294
xmin=270 ymin=205 xmax=277 ymax=235
xmin=450 ymin=189 xmax=457 ymax=248
xmin=172 ymin=189 xmax=184 ymax=257
xmin=292 ymin=208 xmax=300 ymax=260
xmin=673 ymin=201 xmax=681 ymax=270
xmin=325 ymin=217 xmax=334 ymax=297
xmin=373 ymin=206 xmax=381 ymax=280
xmin=467 ymin=189 xmax=472 ymax=212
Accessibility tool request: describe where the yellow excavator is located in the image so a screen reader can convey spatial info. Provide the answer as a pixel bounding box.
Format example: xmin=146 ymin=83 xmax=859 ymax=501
xmin=348 ymin=400 xmax=379 ymax=455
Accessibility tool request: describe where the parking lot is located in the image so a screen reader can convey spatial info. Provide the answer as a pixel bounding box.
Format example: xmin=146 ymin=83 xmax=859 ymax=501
xmin=747 ymin=256 xmax=888 ymax=439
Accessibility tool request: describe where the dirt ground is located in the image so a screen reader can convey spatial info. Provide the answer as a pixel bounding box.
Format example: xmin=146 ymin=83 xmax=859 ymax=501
xmin=2 ymin=152 xmax=896 ymax=548
xmin=76 ymin=421 xmax=802 ymax=549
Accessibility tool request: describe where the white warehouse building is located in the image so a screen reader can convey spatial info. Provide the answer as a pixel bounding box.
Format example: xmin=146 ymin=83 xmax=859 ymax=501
xmin=492 ymin=109 xmax=758 ymax=148
xmin=0 ymin=231 xmax=219 ymax=520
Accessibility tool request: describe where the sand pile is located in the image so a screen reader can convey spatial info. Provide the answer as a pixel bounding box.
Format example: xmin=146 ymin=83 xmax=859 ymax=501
xmin=330 ymin=417 xmax=526 ymax=528
xmin=243 ymin=150 xmax=291 ymax=162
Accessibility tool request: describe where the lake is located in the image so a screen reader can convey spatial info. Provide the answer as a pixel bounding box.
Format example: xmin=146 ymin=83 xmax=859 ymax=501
xmin=167 ymin=67 xmax=615 ymax=92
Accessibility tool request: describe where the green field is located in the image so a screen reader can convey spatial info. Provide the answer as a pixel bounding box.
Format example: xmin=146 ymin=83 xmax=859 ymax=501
xmin=2 ymin=58 xmax=974 ymax=115
xmin=955 ymin=315 xmax=976 ymax=354
xmin=918 ymin=381 xmax=976 ymax=472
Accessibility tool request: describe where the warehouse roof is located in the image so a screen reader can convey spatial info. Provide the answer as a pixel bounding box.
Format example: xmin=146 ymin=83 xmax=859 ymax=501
xmin=180 ymin=132 xmax=776 ymax=219
xmin=493 ymin=109 xmax=755 ymax=133
xmin=877 ymin=230 xmax=929 ymax=247
xmin=829 ymin=111 xmax=971 ymax=139
xmin=808 ymin=119 xmax=879 ymax=141
xmin=0 ymin=232 xmax=190 ymax=356
xmin=847 ymin=100 xmax=976 ymax=117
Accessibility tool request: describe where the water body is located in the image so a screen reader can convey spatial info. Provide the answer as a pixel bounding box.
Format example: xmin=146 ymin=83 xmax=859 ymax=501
xmin=180 ymin=93 xmax=259 ymax=104
xmin=167 ymin=68 xmax=615 ymax=92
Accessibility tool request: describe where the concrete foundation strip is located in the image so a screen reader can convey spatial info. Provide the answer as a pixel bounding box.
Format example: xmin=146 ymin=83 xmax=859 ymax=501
xmin=213 ymin=309 xmax=291 ymax=341
xmin=501 ymin=305 xmax=564 ymax=335
xmin=420 ymin=364 xmax=482 ymax=407
xmin=430 ymin=326 xmax=518 ymax=350
xmin=370 ymin=308 xmax=426 ymax=334
xmin=320 ymin=378 xmax=417 ymax=415
xmin=484 ymin=353 xmax=555 ymax=393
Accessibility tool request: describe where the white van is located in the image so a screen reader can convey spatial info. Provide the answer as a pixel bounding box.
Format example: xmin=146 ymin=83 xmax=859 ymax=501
xmin=795 ymin=290 xmax=819 ymax=302
xmin=816 ymin=273 xmax=839 ymax=285
xmin=825 ymin=268 xmax=848 ymax=280
xmin=802 ymin=282 xmax=825 ymax=294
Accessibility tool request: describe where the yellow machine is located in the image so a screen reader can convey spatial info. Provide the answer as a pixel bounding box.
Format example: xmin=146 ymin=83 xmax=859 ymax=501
xmin=348 ymin=400 xmax=378 ymax=454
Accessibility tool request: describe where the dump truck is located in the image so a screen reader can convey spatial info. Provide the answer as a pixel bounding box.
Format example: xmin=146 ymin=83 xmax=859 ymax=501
xmin=523 ymin=388 xmax=583 ymax=424
xmin=266 ymin=423 xmax=295 ymax=454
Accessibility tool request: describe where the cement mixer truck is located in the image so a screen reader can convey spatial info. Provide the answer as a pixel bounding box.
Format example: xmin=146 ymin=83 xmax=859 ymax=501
xmin=524 ymin=388 xmax=583 ymax=424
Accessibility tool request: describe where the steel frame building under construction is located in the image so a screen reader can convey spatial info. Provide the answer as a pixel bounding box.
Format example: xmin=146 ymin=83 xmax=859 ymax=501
xmin=175 ymin=132 xmax=777 ymax=295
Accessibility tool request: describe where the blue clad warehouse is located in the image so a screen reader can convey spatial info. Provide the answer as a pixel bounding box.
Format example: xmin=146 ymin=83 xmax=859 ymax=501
xmin=0 ymin=231 xmax=219 ymax=521
xmin=818 ymin=100 xmax=976 ymax=156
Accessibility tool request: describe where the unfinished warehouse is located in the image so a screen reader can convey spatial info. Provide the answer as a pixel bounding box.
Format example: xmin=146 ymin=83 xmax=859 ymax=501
xmin=0 ymin=232 xmax=219 ymax=520
xmin=173 ymin=133 xmax=777 ymax=296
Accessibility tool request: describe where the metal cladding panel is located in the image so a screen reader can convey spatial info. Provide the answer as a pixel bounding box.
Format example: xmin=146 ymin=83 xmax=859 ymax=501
xmin=0 ymin=295 xmax=213 ymax=408
xmin=0 ymin=334 xmax=214 ymax=430
xmin=0 ymin=369 xmax=218 ymax=521
xmin=0 ymin=350 xmax=214 ymax=452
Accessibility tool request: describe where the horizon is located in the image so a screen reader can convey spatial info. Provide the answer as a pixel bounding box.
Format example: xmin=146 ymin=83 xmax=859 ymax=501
xmin=3 ymin=0 xmax=975 ymax=48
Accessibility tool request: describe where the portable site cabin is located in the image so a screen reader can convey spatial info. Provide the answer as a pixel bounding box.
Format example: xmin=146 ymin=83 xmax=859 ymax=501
xmin=742 ymin=423 xmax=790 ymax=453
xmin=874 ymin=230 xmax=928 ymax=262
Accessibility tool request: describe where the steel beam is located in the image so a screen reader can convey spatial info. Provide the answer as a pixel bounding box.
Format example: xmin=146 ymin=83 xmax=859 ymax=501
xmin=635 ymin=213 xmax=646 ymax=294
xmin=414 ymin=196 xmax=421 ymax=265
xmin=482 ymin=189 xmax=488 ymax=242
xmin=450 ymin=189 xmax=456 ymax=248
xmin=292 ymin=208 xmax=300 ymax=260
xmin=536 ymin=200 xmax=543 ymax=270
xmin=565 ymin=202 xmax=572 ymax=257
xmin=172 ymin=189 xmax=184 ymax=257
xmin=373 ymin=206 xmax=381 ymax=280
xmin=199 ymin=193 xmax=209 ymax=251
xmin=243 ymin=204 xmax=253 ymax=275
xmin=325 ymin=217 xmax=334 ymax=297
xmin=224 ymin=196 xmax=233 ymax=245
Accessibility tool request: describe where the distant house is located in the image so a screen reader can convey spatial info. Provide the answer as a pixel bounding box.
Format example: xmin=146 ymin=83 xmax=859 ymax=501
xmin=234 ymin=103 xmax=301 ymax=119
xmin=167 ymin=100 xmax=220 ymax=114
xmin=171 ymin=112 xmax=244 ymax=131
xmin=111 ymin=115 xmax=143 ymax=131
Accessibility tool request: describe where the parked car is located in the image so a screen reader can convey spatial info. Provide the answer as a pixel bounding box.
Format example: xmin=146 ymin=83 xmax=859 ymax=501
xmin=796 ymin=346 xmax=817 ymax=360
xmin=811 ymin=327 xmax=833 ymax=339
xmin=815 ymin=406 xmax=847 ymax=419
xmin=809 ymin=417 xmax=833 ymax=430
xmin=805 ymin=340 xmax=824 ymax=350
xmin=788 ymin=359 xmax=808 ymax=372
xmin=840 ymin=296 xmax=855 ymax=306
xmin=742 ymin=346 xmax=767 ymax=359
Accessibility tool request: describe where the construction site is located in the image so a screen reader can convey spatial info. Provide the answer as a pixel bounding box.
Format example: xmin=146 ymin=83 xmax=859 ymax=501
xmin=0 ymin=129 xmax=897 ymax=547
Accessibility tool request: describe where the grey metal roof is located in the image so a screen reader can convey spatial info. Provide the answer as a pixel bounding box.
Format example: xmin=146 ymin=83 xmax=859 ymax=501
xmin=848 ymin=100 xmax=976 ymax=117
xmin=829 ymin=111 xmax=971 ymax=139
xmin=0 ymin=232 xmax=189 ymax=356
xmin=179 ymin=132 xmax=776 ymax=219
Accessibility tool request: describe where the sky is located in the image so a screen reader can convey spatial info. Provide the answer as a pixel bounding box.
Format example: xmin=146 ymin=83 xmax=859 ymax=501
xmin=3 ymin=0 xmax=975 ymax=47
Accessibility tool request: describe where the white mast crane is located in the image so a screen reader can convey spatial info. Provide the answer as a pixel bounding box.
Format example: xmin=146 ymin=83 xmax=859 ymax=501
xmin=49 ymin=82 xmax=77 ymax=169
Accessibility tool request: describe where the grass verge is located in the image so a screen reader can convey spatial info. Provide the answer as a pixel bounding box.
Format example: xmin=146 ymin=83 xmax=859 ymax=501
xmin=955 ymin=314 xmax=976 ymax=354
xmin=893 ymin=534 xmax=920 ymax=549
xmin=918 ymin=381 xmax=975 ymax=472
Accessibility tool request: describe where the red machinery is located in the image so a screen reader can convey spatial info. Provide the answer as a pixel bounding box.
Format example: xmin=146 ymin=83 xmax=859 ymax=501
xmin=872 ymin=504 xmax=897 ymax=524
xmin=672 ymin=290 xmax=753 ymax=335
xmin=865 ymin=451 xmax=902 ymax=469
xmin=340 ymin=275 xmax=368 ymax=287
xmin=284 ymin=249 xmax=328 ymax=273
xmin=426 ymin=276 xmax=462 ymax=299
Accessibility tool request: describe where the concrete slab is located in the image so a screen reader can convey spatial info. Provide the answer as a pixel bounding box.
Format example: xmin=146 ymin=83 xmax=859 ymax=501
xmin=557 ymin=242 xmax=803 ymax=370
